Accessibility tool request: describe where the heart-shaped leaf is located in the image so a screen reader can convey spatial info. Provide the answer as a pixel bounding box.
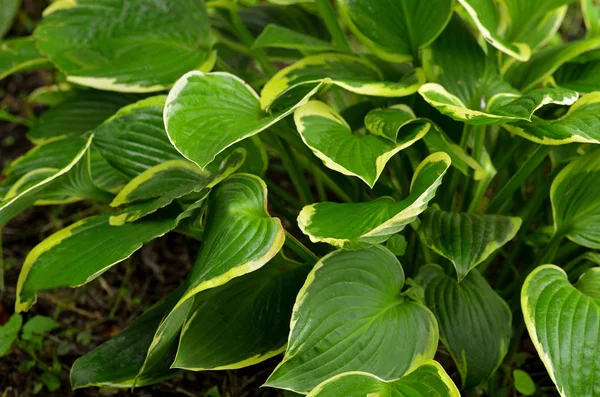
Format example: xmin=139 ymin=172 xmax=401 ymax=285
xmin=0 ymin=37 xmax=49 ymax=80
xmin=522 ymin=265 xmax=600 ymax=397
xmin=15 ymin=211 xmax=183 ymax=312
xmin=417 ymin=208 xmax=522 ymax=280
xmin=260 ymin=53 xmax=425 ymax=110
xmin=138 ymin=174 xmax=285 ymax=379
xmin=35 ymin=0 xmax=215 ymax=92
xmin=417 ymin=265 xmax=512 ymax=388
xmin=298 ymin=153 xmax=451 ymax=249
xmin=265 ymin=246 xmax=439 ymax=393
xmin=173 ymin=254 xmax=310 ymax=370
xmin=551 ymin=149 xmax=600 ymax=248
xmin=337 ymin=0 xmax=454 ymax=62
xmin=294 ymin=101 xmax=429 ymax=187
xmin=165 ymin=71 xmax=323 ymax=169
xmin=306 ymin=361 xmax=459 ymax=397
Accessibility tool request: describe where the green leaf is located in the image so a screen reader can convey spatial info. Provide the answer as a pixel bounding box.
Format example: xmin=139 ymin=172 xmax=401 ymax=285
xmin=582 ymin=0 xmax=600 ymax=37
xmin=165 ymin=71 xmax=323 ymax=169
xmin=337 ymin=0 xmax=454 ymax=62
xmin=253 ymin=24 xmax=337 ymax=52
xmin=138 ymin=174 xmax=284 ymax=380
xmin=15 ymin=212 xmax=183 ymax=312
xmin=0 ymin=314 xmax=22 ymax=357
xmin=109 ymin=153 xmax=245 ymax=225
xmin=386 ymin=234 xmax=407 ymax=256
xmin=22 ymin=315 xmax=59 ymax=340
xmin=551 ymin=148 xmax=600 ymax=248
xmin=265 ymin=246 xmax=439 ymax=393
xmin=522 ymin=265 xmax=600 ymax=397
xmin=505 ymin=38 xmax=600 ymax=92
xmin=554 ymin=60 xmax=600 ymax=92
xmin=419 ymin=84 xmax=578 ymax=125
xmin=306 ymin=361 xmax=459 ymax=397
xmin=260 ymin=53 xmax=425 ymax=111
xmin=504 ymin=92 xmax=600 ymax=144
xmin=417 ymin=265 xmax=512 ymax=388
xmin=513 ymin=369 xmax=536 ymax=396
xmin=93 ymin=96 xmax=184 ymax=178
xmin=28 ymin=83 xmax=75 ymax=107
xmin=294 ymin=101 xmax=429 ymax=187
xmin=40 ymin=372 xmax=61 ymax=392
xmin=0 ymin=0 xmax=20 ymax=38
xmin=0 ymin=37 xmax=50 ymax=80
xmin=417 ymin=208 xmax=522 ymax=280
xmin=35 ymin=0 xmax=215 ymax=92
xmin=298 ymin=152 xmax=451 ymax=249
xmin=173 ymin=254 xmax=309 ymax=370
xmin=71 ymin=290 xmax=182 ymax=388
xmin=27 ymin=90 xmax=138 ymax=143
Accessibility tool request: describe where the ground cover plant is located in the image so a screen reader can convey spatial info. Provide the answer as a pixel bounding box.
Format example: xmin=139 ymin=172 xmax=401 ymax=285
xmin=1 ymin=0 xmax=600 ymax=396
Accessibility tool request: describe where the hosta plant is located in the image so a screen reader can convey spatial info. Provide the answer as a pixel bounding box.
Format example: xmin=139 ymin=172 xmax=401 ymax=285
xmin=2 ymin=0 xmax=600 ymax=396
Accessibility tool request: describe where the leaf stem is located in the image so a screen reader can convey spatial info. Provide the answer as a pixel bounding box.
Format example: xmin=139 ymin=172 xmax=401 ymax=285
xmin=272 ymin=134 xmax=314 ymax=206
xmin=486 ymin=145 xmax=552 ymax=214
xmin=284 ymin=231 xmax=319 ymax=265
xmin=533 ymin=232 xmax=563 ymax=268
xmin=316 ymin=0 xmax=351 ymax=52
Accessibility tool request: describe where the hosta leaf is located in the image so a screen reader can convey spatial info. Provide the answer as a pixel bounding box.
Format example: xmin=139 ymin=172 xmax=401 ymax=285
xmin=554 ymin=60 xmax=600 ymax=92
xmin=253 ymin=24 xmax=336 ymax=52
xmin=299 ymin=153 xmax=451 ymax=249
xmin=164 ymin=71 xmax=323 ymax=169
xmin=306 ymin=361 xmax=459 ymax=397
xmin=27 ymin=90 xmax=138 ymax=143
xmin=0 ymin=0 xmax=20 ymax=38
xmin=417 ymin=208 xmax=522 ymax=280
xmin=551 ymin=148 xmax=600 ymax=248
xmin=28 ymin=83 xmax=76 ymax=106
xmin=419 ymin=84 xmax=578 ymax=125
xmin=265 ymin=246 xmax=439 ymax=393
xmin=35 ymin=0 xmax=215 ymax=92
xmin=505 ymin=38 xmax=600 ymax=92
xmin=457 ymin=0 xmax=531 ymax=61
xmin=173 ymin=255 xmax=309 ymax=370
xmin=71 ymin=289 xmax=183 ymax=388
xmin=582 ymin=0 xmax=600 ymax=37
xmin=294 ymin=101 xmax=429 ymax=187
xmin=260 ymin=53 xmax=425 ymax=111
xmin=109 ymin=153 xmax=245 ymax=225
xmin=138 ymin=174 xmax=284 ymax=379
xmin=0 ymin=136 xmax=111 ymax=227
xmin=503 ymin=0 xmax=574 ymax=45
xmin=417 ymin=265 xmax=512 ymax=388
xmin=15 ymin=212 xmax=182 ymax=312
xmin=504 ymin=93 xmax=600 ymax=144
xmin=0 ymin=314 xmax=22 ymax=357
xmin=337 ymin=0 xmax=454 ymax=62
xmin=522 ymin=265 xmax=600 ymax=397
xmin=0 ymin=37 xmax=49 ymax=80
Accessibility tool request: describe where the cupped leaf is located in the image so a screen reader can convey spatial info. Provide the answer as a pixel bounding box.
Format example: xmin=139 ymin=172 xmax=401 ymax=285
xmin=109 ymin=152 xmax=245 ymax=225
xmin=260 ymin=53 xmax=425 ymax=111
xmin=298 ymin=153 xmax=451 ymax=249
xmin=551 ymin=148 xmax=600 ymax=248
xmin=419 ymin=84 xmax=578 ymax=125
xmin=417 ymin=265 xmax=512 ymax=388
xmin=306 ymin=361 xmax=459 ymax=397
xmin=504 ymin=92 xmax=600 ymax=144
xmin=253 ymin=24 xmax=336 ymax=52
xmin=417 ymin=208 xmax=522 ymax=280
xmin=71 ymin=289 xmax=183 ymax=388
xmin=294 ymin=101 xmax=429 ymax=187
xmin=337 ymin=0 xmax=454 ymax=62
xmin=93 ymin=96 xmax=184 ymax=178
xmin=554 ymin=60 xmax=600 ymax=92
xmin=138 ymin=174 xmax=284 ymax=379
xmin=522 ymin=265 xmax=600 ymax=397
xmin=15 ymin=212 xmax=183 ymax=312
xmin=265 ymin=246 xmax=439 ymax=393
xmin=35 ymin=0 xmax=215 ymax=92
xmin=165 ymin=71 xmax=323 ymax=169
xmin=27 ymin=90 xmax=138 ymax=143
xmin=0 ymin=37 xmax=49 ymax=80
xmin=505 ymin=38 xmax=600 ymax=92
xmin=173 ymin=254 xmax=309 ymax=370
